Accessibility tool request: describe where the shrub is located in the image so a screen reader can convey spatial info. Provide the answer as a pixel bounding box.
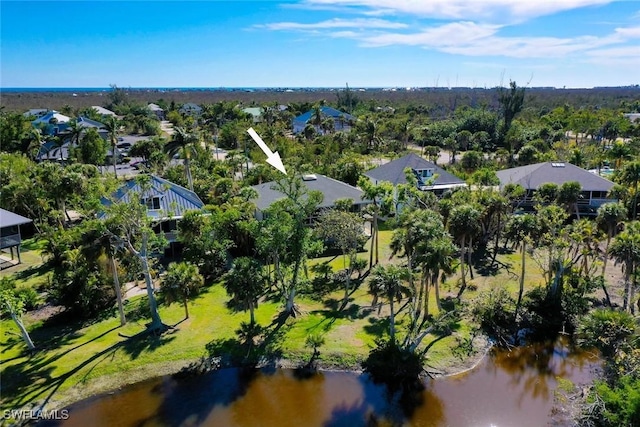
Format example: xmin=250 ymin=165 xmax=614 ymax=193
xmin=362 ymin=339 xmax=424 ymax=390
xmin=15 ymin=287 xmax=40 ymax=311
xmin=470 ymin=288 xmax=515 ymax=344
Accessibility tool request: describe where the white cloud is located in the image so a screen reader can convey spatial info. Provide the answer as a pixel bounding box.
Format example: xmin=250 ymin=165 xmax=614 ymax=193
xmin=259 ymin=17 xmax=407 ymax=30
xmin=585 ymin=45 xmax=640 ymax=65
xmin=261 ymin=1 xmax=637 ymax=63
xmin=301 ymin=0 xmax=614 ymax=21
xmin=358 ymin=22 xmax=499 ymax=47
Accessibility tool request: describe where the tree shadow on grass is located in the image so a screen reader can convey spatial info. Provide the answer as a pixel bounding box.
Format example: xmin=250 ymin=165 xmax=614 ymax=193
xmin=13 ymin=262 xmax=50 ymax=285
xmin=2 ymin=327 xmax=174 ymax=410
xmin=318 ymin=299 xmax=371 ymax=319
xmin=363 ymin=317 xmax=389 ymax=339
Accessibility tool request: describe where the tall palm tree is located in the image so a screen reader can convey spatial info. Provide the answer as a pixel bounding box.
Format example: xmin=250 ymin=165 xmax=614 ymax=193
xmin=224 ymin=257 xmax=265 ymax=325
xmin=620 ymin=161 xmax=640 ymax=219
xmin=103 ymin=116 xmax=120 ymax=178
xmin=358 ymin=177 xmax=392 ymax=268
xmin=66 ymin=119 xmax=84 ymax=148
xmin=597 ymin=202 xmax=627 ymax=306
xmin=26 ymin=128 xmax=43 ymax=161
xmin=418 ymin=232 xmax=457 ymax=319
xmin=164 ymin=126 xmax=199 ymax=192
xmin=505 ymin=213 xmax=538 ymax=320
xmin=44 ymin=135 xmax=65 ymax=163
xmin=609 ymin=221 xmax=640 ymax=313
xmin=368 ymin=264 xmax=411 ymax=344
xmin=449 ymin=204 xmax=481 ymax=299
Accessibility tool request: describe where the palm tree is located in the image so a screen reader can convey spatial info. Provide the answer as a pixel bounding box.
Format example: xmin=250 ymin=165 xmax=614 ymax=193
xmin=66 ymin=119 xmax=84 ymax=148
xmin=311 ymin=105 xmax=324 ymax=129
xmin=620 ymin=161 xmax=640 ymax=219
xmin=26 ymin=128 xmax=43 ymax=160
xmin=103 ymin=116 xmax=120 ymax=178
xmin=418 ymin=233 xmax=457 ymax=318
xmin=358 ymin=177 xmax=392 ymax=268
xmin=161 ymin=261 xmax=204 ymax=319
xmin=449 ymin=204 xmax=481 ymax=299
xmin=225 ymin=257 xmax=265 ymax=325
xmin=164 ymin=126 xmax=199 ymax=192
xmin=505 ymin=213 xmax=538 ymax=320
xmin=608 ymin=141 xmax=632 ymax=169
xmin=368 ymin=264 xmax=411 ymax=343
xmin=557 ymin=181 xmax=583 ymax=219
xmin=596 ymin=202 xmax=627 ymax=306
xmin=44 ymin=135 xmax=65 ymax=163
xmin=609 ymin=221 xmax=640 ymax=313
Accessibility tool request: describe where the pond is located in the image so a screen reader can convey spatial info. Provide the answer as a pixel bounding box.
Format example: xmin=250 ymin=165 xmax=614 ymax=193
xmin=43 ymin=339 xmax=599 ymax=427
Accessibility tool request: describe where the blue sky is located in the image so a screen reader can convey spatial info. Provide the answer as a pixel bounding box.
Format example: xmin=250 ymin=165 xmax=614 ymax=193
xmin=1 ymin=0 xmax=639 ymax=88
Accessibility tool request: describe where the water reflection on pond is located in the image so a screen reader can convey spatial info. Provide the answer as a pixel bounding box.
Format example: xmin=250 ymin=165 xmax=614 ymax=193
xmin=48 ymin=339 xmax=599 ymax=427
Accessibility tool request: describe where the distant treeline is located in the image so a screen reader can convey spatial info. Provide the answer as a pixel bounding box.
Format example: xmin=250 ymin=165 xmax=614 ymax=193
xmin=2 ymin=86 xmax=639 ymax=116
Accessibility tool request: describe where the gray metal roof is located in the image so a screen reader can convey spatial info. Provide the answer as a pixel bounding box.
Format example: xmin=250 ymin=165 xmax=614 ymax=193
xmin=495 ymin=162 xmax=615 ymax=192
xmin=251 ymin=174 xmax=371 ymax=211
xmin=0 ymin=208 xmax=32 ymax=228
xmin=363 ymin=153 xmax=466 ymax=186
xmin=99 ymin=175 xmax=205 ymax=220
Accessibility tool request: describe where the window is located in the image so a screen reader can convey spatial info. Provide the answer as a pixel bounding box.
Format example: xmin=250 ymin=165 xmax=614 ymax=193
xmin=415 ymin=168 xmax=434 ymax=179
xmin=142 ymin=197 xmax=161 ymax=210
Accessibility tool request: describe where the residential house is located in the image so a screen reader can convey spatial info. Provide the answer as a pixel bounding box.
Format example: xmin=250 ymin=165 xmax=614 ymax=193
xmin=0 ymin=209 xmax=32 ymax=268
xmin=36 ymin=116 xmax=108 ymax=162
xmin=31 ymin=111 xmax=71 ymax=135
xmin=292 ymin=107 xmax=355 ymax=134
xmin=363 ymin=153 xmax=467 ymax=195
xmin=179 ymin=103 xmax=202 ymax=116
xmin=250 ymin=174 xmax=371 ymax=222
xmin=99 ymin=175 xmax=206 ymax=253
xmin=23 ymin=109 xmax=49 ymax=119
xmin=623 ymin=113 xmax=640 ymax=123
xmin=242 ymin=107 xmax=263 ymax=123
xmin=495 ymin=161 xmax=616 ymax=215
xmin=147 ymin=103 xmax=165 ymax=120
xmin=92 ymin=106 xmax=117 ymax=117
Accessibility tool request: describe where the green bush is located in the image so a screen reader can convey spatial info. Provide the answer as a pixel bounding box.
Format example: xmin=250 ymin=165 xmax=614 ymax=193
xmin=362 ymin=339 xmax=424 ymax=390
xmin=470 ymin=288 xmax=515 ymax=343
xmin=15 ymin=287 xmax=40 ymax=311
xmin=589 ymin=377 xmax=640 ymax=427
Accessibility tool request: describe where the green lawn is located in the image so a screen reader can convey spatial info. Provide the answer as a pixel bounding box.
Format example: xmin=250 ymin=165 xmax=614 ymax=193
xmin=0 ymin=231 xmax=545 ymax=411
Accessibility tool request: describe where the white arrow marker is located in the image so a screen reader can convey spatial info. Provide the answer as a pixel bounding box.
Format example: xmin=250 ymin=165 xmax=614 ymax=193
xmin=247 ymin=127 xmax=287 ymax=175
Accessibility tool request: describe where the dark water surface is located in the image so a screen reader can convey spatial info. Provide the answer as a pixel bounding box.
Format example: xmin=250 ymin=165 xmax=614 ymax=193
xmin=48 ymin=340 xmax=599 ymax=427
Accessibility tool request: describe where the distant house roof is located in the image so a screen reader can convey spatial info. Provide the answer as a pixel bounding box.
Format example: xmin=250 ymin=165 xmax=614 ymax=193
xmin=242 ymin=107 xmax=262 ymax=118
xmin=31 ymin=111 xmax=71 ymax=125
xmin=92 ymin=106 xmax=117 ymax=117
xmin=37 ymin=141 xmax=70 ymax=161
xmin=623 ymin=113 xmax=640 ymax=123
xmin=293 ymin=107 xmax=355 ymax=124
xmin=0 ymin=209 xmax=32 ymax=228
xmin=77 ymin=116 xmax=105 ymax=129
xmin=251 ymin=174 xmax=370 ymax=211
xmin=495 ymin=162 xmax=615 ymax=192
xmin=363 ymin=153 xmax=466 ymax=189
xmin=98 ymin=175 xmax=205 ymax=221
xmin=147 ymin=103 xmax=164 ymax=112
xmin=179 ymin=103 xmax=202 ymax=114
xmin=24 ymin=108 xmax=49 ymax=118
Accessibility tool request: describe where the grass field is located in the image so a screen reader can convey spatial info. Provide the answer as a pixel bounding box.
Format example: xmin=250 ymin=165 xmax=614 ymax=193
xmin=0 ymin=231 xmax=546 ymax=412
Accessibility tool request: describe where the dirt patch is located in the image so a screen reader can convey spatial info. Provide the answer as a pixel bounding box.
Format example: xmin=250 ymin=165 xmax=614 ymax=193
xmin=26 ymin=303 xmax=65 ymax=323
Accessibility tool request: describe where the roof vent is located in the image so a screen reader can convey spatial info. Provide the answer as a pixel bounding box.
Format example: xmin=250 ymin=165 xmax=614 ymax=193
xmin=302 ymin=174 xmax=317 ymax=181
xmin=551 ymin=162 xmax=565 ymax=168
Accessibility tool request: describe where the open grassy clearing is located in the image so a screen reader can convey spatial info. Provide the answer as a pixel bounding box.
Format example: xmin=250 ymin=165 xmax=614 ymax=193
xmin=1 ymin=231 xmax=550 ymax=411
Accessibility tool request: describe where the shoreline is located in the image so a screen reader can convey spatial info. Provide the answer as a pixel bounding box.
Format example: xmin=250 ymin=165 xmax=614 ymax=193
xmin=35 ymin=335 xmax=492 ymax=413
